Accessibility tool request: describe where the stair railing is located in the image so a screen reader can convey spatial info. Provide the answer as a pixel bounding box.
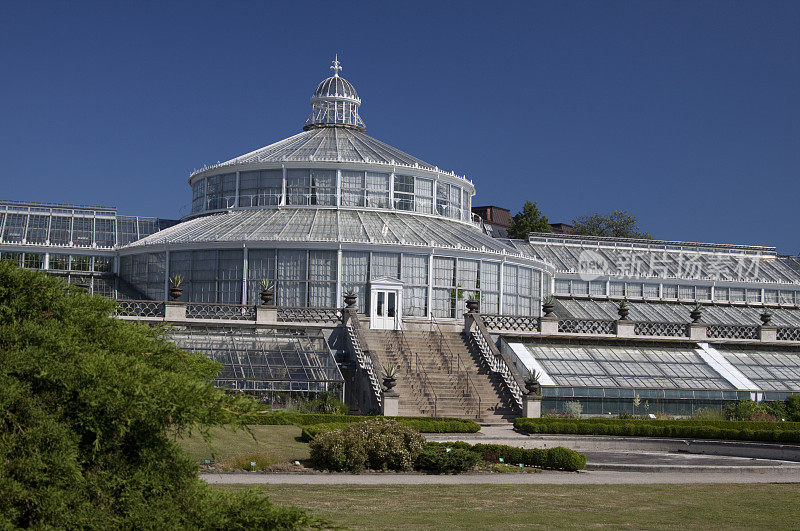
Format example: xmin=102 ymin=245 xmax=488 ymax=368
xmin=430 ymin=316 xmax=481 ymax=419
xmin=466 ymin=313 xmax=524 ymax=411
xmin=399 ymin=327 xmax=438 ymax=417
xmin=414 ymin=351 xmax=438 ymax=417
xmin=343 ymin=315 xmax=382 ymax=408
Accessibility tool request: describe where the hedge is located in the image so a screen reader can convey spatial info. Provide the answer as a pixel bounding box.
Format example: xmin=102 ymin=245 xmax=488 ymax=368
xmin=423 ymin=441 xmax=586 ymax=472
xmin=514 ymin=418 xmax=800 ymax=443
xmin=243 ymin=411 xmax=481 ymax=433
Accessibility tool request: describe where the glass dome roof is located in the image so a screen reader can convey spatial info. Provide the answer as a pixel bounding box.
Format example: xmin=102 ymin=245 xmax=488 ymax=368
xmin=304 ymin=56 xmax=365 ymax=132
xmin=312 ymin=75 xmax=360 ymax=103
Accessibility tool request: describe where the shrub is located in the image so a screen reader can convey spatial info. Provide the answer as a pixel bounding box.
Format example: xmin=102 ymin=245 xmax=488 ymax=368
xmin=725 ymin=400 xmax=764 ymax=421
xmin=691 ymin=407 xmax=725 ymax=421
xmin=0 ymin=262 xmax=321 ymax=528
xmin=513 ymin=417 xmax=800 ymax=443
xmin=416 ymin=442 xmax=586 ymax=472
xmin=416 ymin=445 xmax=480 ymax=474
xmin=309 ymin=418 xmax=425 ymax=472
xmin=563 ymin=401 xmax=583 ymax=418
xmin=544 ymin=447 xmax=588 ymax=472
xmin=787 ymin=395 xmax=800 ymax=422
xmin=245 ymin=412 xmax=481 ymax=433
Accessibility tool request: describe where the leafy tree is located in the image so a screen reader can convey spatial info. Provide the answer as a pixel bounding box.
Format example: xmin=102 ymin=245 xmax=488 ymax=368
xmin=571 ymin=210 xmax=653 ymax=239
xmin=507 ymin=201 xmax=552 ymax=239
xmin=0 ymin=261 xmax=322 ymax=528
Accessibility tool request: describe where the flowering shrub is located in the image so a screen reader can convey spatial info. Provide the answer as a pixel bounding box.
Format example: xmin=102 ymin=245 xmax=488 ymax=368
xmin=309 ymin=418 xmax=425 ymax=472
xmin=750 ymin=411 xmax=776 ymax=423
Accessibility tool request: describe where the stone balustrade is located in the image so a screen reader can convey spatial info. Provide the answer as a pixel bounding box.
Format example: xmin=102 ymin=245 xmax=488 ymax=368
xmin=481 ymin=313 xmax=800 ymax=345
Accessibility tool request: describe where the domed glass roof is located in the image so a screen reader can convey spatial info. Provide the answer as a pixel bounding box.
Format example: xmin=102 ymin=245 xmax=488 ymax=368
xmin=304 ymin=56 xmax=365 ymax=132
xmin=312 ymin=75 xmax=360 ymax=103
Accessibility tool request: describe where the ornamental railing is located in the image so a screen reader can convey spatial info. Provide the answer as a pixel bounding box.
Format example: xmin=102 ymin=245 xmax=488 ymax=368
xmin=634 ymin=321 xmax=689 ymax=337
xmin=277 ymin=307 xmax=342 ymax=325
xmin=777 ymin=327 xmax=800 ymax=341
xmin=706 ymin=324 xmax=760 ymax=340
xmin=466 ymin=313 xmax=524 ymax=411
xmin=114 ymin=299 xmax=165 ymax=318
xmin=482 ymin=314 xmax=540 ymax=333
xmin=344 ymin=320 xmax=382 ymax=407
xmin=558 ymin=319 xmax=616 ymax=335
xmin=186 ymin=303 xmax=256 ymax=321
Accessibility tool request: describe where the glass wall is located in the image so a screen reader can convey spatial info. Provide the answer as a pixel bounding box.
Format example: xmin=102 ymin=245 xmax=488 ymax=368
xmin=190 ymin=169 xmax=472 ymax=221
xmin=120 ymin=252 xmax=166 ymax=300
xmin=553 ymin=277 xmax=800 ymax=306
xmin=0 ymin=203 xmax=168 ymax=248
xmin=118 ymin=247 xmax=543 ymax=316
xmin=168 ymin=250 xmax=243 ymax=303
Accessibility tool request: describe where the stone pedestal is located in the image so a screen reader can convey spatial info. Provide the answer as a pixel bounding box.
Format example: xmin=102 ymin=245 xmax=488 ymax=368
xmin=759 ymin=325 xmax=777 ymax=342
xmin=689 ymin=322 xmax=707 ymax=341
xmin=164 ymin=301 xmax=186 ymax=321
xmin=539 ymin=316 xmax=559 ymax=335
xmin=616 ymin=320 xmax=635 ymax=338
xmin=382 ymin=391 xmax=399 ymax=417
xmin=256 ymin=306 xmax=277 ymax=325
xmin=522 ymin=394 xmax=542 ymax=418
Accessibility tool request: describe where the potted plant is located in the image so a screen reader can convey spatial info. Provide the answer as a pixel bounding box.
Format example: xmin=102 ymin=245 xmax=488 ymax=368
xmin=690 ymin=301 xmax=703 ymax=323
xmin=465 ymin=293 xmax=480 ymax=313
xmin=382 ymin=364 xmax=399 ymax=391
xmin=168 ymin=275 xmax=183 ymax=301
xmin=541 ymin=295 xmax=555 ymax=317
xmin=760 ymin=309 xmax=773 ymax=325
xmin=259 ymin=279 xmax=274 ymax=306
xmin=344 ymin=288 xmax=358 ymax=308
xmin=617 ymin=299 xmax=629 ymax=320
xmin=524 ymin=368 xmax=541 ymax=396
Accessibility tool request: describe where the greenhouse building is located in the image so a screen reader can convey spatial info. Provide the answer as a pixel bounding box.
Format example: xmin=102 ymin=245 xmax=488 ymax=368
xmin=1 ymin=59 xmax=799 ymax=419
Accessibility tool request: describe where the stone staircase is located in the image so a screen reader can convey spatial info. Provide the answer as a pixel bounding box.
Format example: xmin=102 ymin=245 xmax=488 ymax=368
xmin=361 ymin=324 xmax=516 ymax=420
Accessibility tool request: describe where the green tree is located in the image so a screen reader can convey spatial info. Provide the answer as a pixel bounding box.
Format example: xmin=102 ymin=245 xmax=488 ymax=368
xmin=571 ymin=210 xmax=653 ymax=239
xmin=507 ymin=201 xmax=552 ymax=239
xmin=0 ymin=261 xmax=322 ymax=528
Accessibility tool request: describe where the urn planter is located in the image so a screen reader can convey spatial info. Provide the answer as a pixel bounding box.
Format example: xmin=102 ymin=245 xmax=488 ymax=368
xmin=382 ymin=377 xmax=397 ymax=392
xmin=260 ymin=289 xmax=274 ymax=306
xmin=466 ymin=299 xmax=480 ymax=313
xmin=169 ymin=287 xmax=183 ymax=301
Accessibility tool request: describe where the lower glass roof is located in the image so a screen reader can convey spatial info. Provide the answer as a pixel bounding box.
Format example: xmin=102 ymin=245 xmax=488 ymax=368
xmin=170 ymin=326 xmax=343 ymax=392
xmin=717 ymin=345 xmax=800 ymax=392
xmin=523 ymin=340 xmax=733 ymax=391
xmin=124 ymin=208 xmax=529 ymax=259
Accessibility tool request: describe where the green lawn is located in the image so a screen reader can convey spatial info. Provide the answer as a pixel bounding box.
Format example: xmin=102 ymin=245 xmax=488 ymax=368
xmin=176 ymin=425 xmax=310 ymax=470
xmin=216 ymin=484 xmax=800 ymax=529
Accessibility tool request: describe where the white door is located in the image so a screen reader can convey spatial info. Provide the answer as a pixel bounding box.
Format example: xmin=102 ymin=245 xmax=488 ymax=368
xmin=371 ymin=289 xmax=400 ymax=330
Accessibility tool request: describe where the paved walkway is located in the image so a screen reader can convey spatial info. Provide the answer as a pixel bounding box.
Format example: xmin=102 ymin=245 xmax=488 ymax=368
xmin=201 ymin=469 xmax=800 ymax=485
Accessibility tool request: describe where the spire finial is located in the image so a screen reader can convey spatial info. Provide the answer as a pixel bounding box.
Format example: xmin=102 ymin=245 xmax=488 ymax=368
xmin=330 ymin=54 xmax=342 ymax=77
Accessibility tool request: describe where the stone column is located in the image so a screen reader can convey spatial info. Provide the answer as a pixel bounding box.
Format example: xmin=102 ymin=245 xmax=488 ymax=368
xmin=759 ymin=325 xmax=777 ymax=342
xmin=689 ymin=322 xmax=707 ymax=341
xmin=164 ymin=301 xmax=186 ymax=321
xmin=522 ymin=394 xmax=542 ymax=418
xmin=540 ymin=316 xmax=559 ymax=335
xmin=256 ymin=306 xmax=277 ymax=325
xmin=381 ymin=390 xmax=399 ymax=417
xmin=616 ymin=320 xmax=635 ymax=338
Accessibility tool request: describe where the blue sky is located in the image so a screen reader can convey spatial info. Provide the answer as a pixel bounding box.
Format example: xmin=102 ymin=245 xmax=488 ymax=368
xmin=1 ymin=1 xmax=798 ymax=252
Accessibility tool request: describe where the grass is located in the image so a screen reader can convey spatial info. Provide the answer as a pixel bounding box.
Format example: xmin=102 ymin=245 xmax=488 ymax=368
xmin=176 ymin=425 xmax=310 ymax=470
xmin=215 ymin=484 xmax=800 ymax=529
